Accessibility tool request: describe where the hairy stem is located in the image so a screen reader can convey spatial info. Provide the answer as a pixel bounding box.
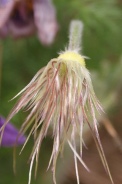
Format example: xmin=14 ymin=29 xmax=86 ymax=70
xmin=68 ymin=20 xmax=83 ymax=51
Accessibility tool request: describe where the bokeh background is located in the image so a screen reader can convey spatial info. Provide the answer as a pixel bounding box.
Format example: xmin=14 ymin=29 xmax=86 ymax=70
xmin=0 ymin=0 xmax=122 ymax=183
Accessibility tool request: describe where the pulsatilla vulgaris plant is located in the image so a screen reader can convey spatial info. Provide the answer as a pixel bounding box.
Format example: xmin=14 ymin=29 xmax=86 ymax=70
xmin=1 ymin=20 xmax=113 ymax=184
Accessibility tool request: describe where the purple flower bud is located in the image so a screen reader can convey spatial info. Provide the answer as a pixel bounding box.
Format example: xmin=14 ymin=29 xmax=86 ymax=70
xmin=33 ymin=0 xmax=58 ymax=45
xmin=0 ymin=0 xmax=10 ymax=7
xmin=0 ymin=116 xmax=26 ymax=147
xmin=0 ymin=0 xmax=58 ymax=45
xmin=0 ymin=0 xmax=14 ymax=28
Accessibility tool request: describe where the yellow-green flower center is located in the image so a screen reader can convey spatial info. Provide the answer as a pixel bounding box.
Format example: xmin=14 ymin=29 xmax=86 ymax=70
xmin=58 ymin=51 xmax=85 ymax=66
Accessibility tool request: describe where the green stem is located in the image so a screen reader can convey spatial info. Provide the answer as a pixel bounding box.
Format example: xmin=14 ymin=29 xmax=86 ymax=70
xmin=68 ymin=20 xmax=83 ymax=51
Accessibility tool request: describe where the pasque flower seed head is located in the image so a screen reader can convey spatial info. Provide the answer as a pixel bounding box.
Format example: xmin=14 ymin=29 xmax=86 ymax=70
xmin=0 ymin=20 xmax=113 ymax=184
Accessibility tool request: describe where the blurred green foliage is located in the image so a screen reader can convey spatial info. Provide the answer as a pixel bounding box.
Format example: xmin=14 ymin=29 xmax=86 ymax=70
xmin=0 ymin=0 xmax=122 ymax=183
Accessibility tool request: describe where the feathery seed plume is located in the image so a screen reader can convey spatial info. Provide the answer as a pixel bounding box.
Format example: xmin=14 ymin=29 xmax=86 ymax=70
xmin=0 ymin=20 xmax=113 ymax=184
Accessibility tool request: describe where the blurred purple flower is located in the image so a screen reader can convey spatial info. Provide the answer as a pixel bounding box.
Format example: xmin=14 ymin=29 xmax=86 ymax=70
xmin=0 ymin=116 xmax=26 ymax=147
xmin=0 ymin=0 xmax=58 ymax=45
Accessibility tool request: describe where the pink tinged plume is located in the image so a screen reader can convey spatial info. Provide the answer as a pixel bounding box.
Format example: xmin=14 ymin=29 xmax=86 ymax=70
xmin=0 ymin=116 xmax=26 ymax=147
xmin=0 ymin=21 xmax=113 ymax=184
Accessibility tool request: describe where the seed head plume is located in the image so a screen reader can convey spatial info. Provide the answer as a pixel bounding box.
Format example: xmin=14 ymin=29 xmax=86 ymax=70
xmin=0 ymin=20 xmax=113 ymax=184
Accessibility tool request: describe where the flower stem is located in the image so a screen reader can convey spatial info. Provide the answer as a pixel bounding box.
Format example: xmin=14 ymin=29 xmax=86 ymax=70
xmin=68 ymin=20 xmax=83 ymax=52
